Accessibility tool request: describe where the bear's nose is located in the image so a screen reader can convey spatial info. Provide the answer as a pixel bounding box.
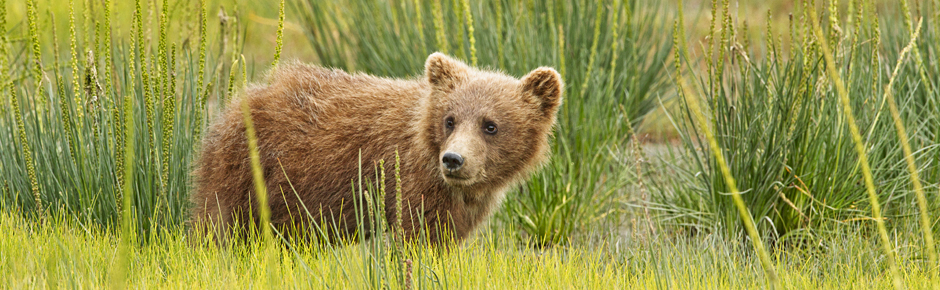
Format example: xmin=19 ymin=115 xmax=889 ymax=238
xmin=442 ymin=152 xmax=464 ymax=171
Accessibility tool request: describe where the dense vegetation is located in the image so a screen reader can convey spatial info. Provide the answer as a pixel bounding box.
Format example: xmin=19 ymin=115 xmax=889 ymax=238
xmin=0 ymin=0 xmax=937 ymax=288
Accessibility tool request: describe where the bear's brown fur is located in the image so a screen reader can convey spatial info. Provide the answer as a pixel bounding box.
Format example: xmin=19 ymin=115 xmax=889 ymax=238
xmin=191 ymin=53 xmax=563 ymax=244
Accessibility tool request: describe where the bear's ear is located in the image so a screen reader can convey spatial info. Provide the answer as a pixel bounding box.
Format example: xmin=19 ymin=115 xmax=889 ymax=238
xmin=521 ymin=67 xmax=564 ymax=117
xmin=425 ymin=52 xmax=468 ymax=93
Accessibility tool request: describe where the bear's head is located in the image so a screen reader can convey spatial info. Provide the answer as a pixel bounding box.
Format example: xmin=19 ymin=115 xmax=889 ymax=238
xmin=420 ymin=53 xmax=563 ymax=190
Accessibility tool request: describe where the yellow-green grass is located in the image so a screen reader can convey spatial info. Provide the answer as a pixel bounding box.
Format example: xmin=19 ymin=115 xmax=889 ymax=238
xmin=2 ymin=211 xmax=939 ymax=289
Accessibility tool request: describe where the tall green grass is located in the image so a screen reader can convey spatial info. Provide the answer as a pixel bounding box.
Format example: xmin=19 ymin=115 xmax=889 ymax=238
xmin=0 ymin=0 xmax=238 ymax=235
xmin=658 ymin=0 xmax=939 ymax=252
xmin=294 ymin=0 xmax=674 ymax=246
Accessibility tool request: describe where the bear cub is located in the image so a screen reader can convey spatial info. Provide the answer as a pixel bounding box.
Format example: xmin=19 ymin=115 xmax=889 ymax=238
xmin=191 ymin=53 xmax=563 ymax=245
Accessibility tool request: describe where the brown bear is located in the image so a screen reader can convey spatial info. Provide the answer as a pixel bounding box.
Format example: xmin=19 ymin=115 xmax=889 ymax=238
xmin=190 ymin=53 xmax=563 ymax=245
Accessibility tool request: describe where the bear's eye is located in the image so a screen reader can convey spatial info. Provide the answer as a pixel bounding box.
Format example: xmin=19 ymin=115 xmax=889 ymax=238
xmin=445 ymin=117 xmax=455 ymax=129
xmin=483 ymin=121 xmax=498 ymax=135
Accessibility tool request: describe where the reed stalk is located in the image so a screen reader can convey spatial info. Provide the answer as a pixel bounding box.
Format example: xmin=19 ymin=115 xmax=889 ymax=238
xmin=808 ymin=5 xmax=904 ymax=290
xmin=241 ymin=98 xmax=275 ymax=286
xmin=900 ymin=0 xmax=936 ymax=98
xmin=0 ymin=0 xmax=5 ymax=115
xmin=57 ymin=8 xmax=77 ymax=164
xmin=431 ymin=0 xmax=447 ymax=53
xmin=158 ymin=0 xmax=169 ymax=105
xmin=460 ymin=0 xmax=476 ymax=66
xmin=161 ymin=43 xmax=177 ymax=197
xmin=450 ymin=0 xmax=465 ymax=59
xmin=579 ymin=1 xmax=605 ymax=99
xmin=194 ymin=0 xmax=208 ymax=141
xmin=70 ymin=0 xmax=84 ymax=122
xmin=605 ymin=1 xmax=623 ymax=95
xmin=109 ymin=88 xmax=136 ymax=290
xmin=413 ymin=0 xmax=426 ymax=54
xmin=272 ymin=0 xmax=285 ymax=67
xmin=26 ymin=0 xmax=46 ymax=111
xmin=674 ymin=16 xmax=779 ymax=289
xmin=880 ymin=18 xmax=936 ymax=283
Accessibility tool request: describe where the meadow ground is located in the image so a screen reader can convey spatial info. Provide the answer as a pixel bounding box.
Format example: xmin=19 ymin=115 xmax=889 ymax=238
xmin=1 ymin=0 xmax=939 ymax=289
xmin=1 ymin=210 xmax=938 ymax=289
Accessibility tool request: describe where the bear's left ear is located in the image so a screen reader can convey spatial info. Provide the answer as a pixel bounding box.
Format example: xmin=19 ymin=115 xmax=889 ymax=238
xmin=521 ymin=67 xmax=564 ymax=117
xmin=425 ymin=52 xmax=469 ymax=93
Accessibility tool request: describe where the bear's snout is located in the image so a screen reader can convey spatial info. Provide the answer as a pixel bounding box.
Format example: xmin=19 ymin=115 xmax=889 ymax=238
xmin=442 ymin=152 xmax=464 ymax=171
xmin=439 ymin=125 xmax=485 ymax=186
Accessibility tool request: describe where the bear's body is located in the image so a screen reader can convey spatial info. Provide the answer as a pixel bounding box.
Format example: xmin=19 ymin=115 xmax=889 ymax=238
xmin=191 ymin=53 xmax=563 ymax=244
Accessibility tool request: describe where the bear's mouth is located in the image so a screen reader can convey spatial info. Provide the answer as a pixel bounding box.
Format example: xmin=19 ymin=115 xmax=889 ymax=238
xmin=444 ymin=173 xmax=470 ymax=180
xmin=443 ymin=173 xmax=476 ymax=186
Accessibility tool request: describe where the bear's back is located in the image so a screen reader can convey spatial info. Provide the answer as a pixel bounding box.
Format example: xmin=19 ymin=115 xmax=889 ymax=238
xmin=192 ymin=63 xmax=434 ymax=240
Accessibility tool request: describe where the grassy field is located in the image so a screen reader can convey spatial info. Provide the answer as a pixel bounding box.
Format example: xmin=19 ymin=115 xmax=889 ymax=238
xmin=1 ymin=0 xmax=938 ymax=288
xmin=2 ymin=210 xmax=939 ymax=289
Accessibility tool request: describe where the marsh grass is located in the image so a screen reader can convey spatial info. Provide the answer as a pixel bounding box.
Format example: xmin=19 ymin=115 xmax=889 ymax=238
xmin=656 ymin=1 xmax=940 ymax=287
xmin=0 ymin=0 xmax=237 ymax=236
xmin=659 ymin=0 xmax=939 ymax=236
xmin=674 ymin=36 xmax=781 ymax=289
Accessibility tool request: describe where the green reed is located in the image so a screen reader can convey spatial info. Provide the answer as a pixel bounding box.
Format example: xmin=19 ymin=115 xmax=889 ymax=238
xmin=0 ymin=0 xmax=231 ymax=235
xmin=660 ymin=0 xmax=940 ymax=268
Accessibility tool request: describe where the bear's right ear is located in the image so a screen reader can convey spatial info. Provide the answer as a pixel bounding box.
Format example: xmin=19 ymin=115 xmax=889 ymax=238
xmin=425 ymin=52 xmax=468 ymax=93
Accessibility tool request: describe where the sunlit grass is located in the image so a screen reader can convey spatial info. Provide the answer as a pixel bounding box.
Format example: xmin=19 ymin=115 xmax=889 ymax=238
xmin=3 ymin=211 xmax=940 ymax=289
